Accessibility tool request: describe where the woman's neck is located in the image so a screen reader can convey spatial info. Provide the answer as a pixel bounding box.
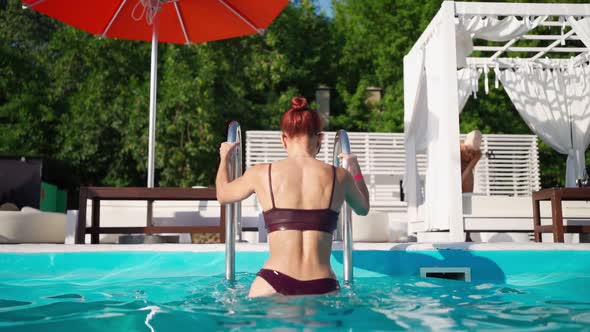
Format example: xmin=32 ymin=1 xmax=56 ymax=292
xmin=286 ymin=143 xmax=316 ymax=159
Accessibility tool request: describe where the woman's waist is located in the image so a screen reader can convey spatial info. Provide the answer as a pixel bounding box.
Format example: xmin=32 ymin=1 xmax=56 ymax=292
xmin=265 ymin=246 xmax=333 ymax=278
xmin=262 ymin=258 xmax=335 ymax=280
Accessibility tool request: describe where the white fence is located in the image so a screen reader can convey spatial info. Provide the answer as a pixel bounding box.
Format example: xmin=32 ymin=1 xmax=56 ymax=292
xmin=473 ymin=134 xmax=540 ymax=196
xmin=245 ymin=131 xmax=540 ymax=212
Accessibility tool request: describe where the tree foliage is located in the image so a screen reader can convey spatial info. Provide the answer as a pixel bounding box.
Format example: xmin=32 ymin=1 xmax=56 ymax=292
xmin=1 ymin=0 xmax=584 ymax=192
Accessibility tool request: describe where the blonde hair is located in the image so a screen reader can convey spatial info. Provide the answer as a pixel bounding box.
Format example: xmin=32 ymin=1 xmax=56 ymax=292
xmin=464 ymin=130 xmax=482 ymax=150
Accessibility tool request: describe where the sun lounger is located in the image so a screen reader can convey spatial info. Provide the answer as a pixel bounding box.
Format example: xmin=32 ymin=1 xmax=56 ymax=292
xmin=0 ymin=207 xmax=66 ymax=243
xmin=463 ymin=194 xmax=590 ymax=243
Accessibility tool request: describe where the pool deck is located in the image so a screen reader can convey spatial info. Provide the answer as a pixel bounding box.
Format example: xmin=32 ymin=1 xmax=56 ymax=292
xmin=1 ymin=242 xmax=590 ymax=253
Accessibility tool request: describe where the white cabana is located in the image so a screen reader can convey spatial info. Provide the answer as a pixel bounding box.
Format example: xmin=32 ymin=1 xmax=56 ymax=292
xmin=403 ymin=1 xmax=590 ymax=242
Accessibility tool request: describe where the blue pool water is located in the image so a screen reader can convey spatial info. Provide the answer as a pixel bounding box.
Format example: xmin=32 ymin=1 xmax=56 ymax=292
xmin=0 ymin=249 xmax=589 ymax=331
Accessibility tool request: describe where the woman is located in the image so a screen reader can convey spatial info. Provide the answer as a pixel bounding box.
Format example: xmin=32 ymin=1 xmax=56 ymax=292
xmin=216 ymin=97 xmax=370 ymax=297
xmin=460 ymin=130 xmax=482 ymax=193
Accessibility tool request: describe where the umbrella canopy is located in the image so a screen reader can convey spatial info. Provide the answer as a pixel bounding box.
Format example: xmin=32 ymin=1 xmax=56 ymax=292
xmin=22 ymin=0 xmax=288 ymax=45
xmin=22 ymin=0 xmax=288 ymax=186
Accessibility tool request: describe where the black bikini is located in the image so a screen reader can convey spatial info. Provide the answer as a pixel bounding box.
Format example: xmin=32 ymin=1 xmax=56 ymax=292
xmin=263 ymin=164 xmax=340 ymax=234
xmin=256 ymin=269 xmax=340 ymax=296
xmin=257 ymin=164 xmax=340 ymax=296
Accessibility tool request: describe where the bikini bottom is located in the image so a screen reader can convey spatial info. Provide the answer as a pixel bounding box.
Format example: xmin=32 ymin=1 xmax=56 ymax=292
xmin=256 ymin=268 xmax=340 ymax=296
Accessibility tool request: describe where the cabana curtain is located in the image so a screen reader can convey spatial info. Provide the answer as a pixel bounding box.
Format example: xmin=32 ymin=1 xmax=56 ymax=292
xmin=496 ymin=64 xmax=590 ymax=187
xmin=404 ymin=60 xmax=479 ymax=224
xmin=404 ymin=64 xmax=480 ymax=224
xmin=404 ymin=3 xmax=464 ymax=235
xmin=403 ymin=48 xmax=428 ymax=222
xmin=458 ymin=67 xmax=482 ymax=112
xmin=459 ymin=15 xmax=547 ymax=41
xmin=456 ymin=16 xmax=547 ymax=67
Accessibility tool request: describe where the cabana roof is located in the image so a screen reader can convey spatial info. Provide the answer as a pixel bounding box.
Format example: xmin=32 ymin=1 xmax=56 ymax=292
xmin=410 ymin=1 xmax=590 ymax=69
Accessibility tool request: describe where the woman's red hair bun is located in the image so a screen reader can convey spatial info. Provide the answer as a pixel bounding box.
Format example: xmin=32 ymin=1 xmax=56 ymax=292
xmin=280 ymin=96 xmax=322 ymax=137
xmin=290 ymin=97 xmax=308 ymax=112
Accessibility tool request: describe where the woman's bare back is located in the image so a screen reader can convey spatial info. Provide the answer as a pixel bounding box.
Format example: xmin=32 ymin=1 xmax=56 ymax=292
xmin=245 ymin=158 xmax=347 ymax=297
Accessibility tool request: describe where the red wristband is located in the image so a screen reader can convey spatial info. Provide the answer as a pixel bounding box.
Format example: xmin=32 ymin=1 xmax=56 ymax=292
xmin=353 ymin=173 xmax=364 ymax=180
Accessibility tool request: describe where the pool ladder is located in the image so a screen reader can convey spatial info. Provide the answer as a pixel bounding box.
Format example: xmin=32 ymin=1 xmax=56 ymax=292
xmin=224 ymin=122 xmax=354 ymax=285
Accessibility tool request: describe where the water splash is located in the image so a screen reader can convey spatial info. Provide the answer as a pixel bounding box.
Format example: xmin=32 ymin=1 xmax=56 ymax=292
xmin=140 ymin=305 xmax=162 ymax=332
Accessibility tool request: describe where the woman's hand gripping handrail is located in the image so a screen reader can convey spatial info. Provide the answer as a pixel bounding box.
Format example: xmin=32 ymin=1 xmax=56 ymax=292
xmin=333 ymin=129 xmax=353 ymax=285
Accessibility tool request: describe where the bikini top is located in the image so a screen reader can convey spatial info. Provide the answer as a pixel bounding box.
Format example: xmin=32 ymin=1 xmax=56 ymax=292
xmin=263 ymin=164 xmax=339 ymax=234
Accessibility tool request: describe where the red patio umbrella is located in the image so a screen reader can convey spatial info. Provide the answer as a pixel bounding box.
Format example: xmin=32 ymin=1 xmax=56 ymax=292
xmin=22 ymin=0 xmax=288 ymax=187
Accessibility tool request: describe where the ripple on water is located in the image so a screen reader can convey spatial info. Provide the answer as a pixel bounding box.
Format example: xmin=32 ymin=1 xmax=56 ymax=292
xmin=0 ymin=299 xmax=31 ymax=309
xmin=0 ymin=274 xmax=588 ymax=330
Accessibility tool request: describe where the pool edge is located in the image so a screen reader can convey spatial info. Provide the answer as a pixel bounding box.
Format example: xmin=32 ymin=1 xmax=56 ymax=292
xmin=1 ymin=242 xmax=590 ymax=253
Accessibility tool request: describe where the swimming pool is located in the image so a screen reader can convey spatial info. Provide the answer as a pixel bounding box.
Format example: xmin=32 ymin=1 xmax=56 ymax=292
xmin=0 ymin=243 xmax=589 ymax=331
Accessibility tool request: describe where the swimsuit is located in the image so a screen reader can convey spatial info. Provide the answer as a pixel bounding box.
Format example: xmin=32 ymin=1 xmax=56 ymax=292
xmin=263 ymin=164 xmax=339 ymax=233
xmin=257 ymin=164 xmax=340 ymax=296
xmin=256 ymin=269 xmax=340 ymax=296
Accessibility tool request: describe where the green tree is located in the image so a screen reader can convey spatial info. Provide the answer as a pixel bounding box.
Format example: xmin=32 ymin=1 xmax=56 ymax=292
xmin=0 ymin=0 xmax=57 ymax=155
xmin=2 ymin=0 xmax=587 ymax=191
xmin=1 ymin=0 xmax=338 ymax=188
xmin=331 ymin=0 xmax=441 ymax=132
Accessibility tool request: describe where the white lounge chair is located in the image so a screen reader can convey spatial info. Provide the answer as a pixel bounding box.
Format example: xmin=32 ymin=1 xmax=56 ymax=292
xmin=0 ymin=207 xmax=66 ymax=243
xmin=463 ymin=194 xmax=590 ymax=243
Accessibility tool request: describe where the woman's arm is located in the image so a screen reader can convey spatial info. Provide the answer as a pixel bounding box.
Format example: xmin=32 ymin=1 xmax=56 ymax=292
xmin=340 ymin=153 xmax=370 ymax=216
xmin=461 ymin=150 xmax=482 ymax=181
xmin=215 ymin=142 xmax=260 ymax=204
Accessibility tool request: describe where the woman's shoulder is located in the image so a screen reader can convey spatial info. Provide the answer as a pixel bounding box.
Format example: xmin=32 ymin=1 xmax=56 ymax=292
xmin=317 ymin=160 xmax=341 ymax=173
xmin=245 ymin=163 xmax=269 ymax=178
xmin=260 ymin=160 xmax=292 ymax=172
xmin=251 ymin=162 xmax=270 ymax=169
xmin=272 ymin=159 xmax=338 ymax=173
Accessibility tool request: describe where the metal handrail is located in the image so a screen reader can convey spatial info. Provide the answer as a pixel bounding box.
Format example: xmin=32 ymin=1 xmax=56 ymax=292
xmin=224 ymin=124 xmax=352 ymax=283
xmin=332 ymin=129 xmax=353 ymax=285
xmin=225 ymin=121 xmax=242 ymax=281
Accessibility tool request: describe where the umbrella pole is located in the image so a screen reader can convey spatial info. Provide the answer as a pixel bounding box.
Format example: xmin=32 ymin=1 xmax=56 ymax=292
xmin=147 ymin=18 xmax=159 ymax=188
xmin=146 ymin=17 xmax=159 ymax=228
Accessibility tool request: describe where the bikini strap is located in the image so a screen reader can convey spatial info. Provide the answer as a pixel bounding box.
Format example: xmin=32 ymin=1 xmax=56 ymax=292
xmin=268 ymin=164 xmax=276 ymax=208
xmin=328 ymin=166 xmax=336 ymax=209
